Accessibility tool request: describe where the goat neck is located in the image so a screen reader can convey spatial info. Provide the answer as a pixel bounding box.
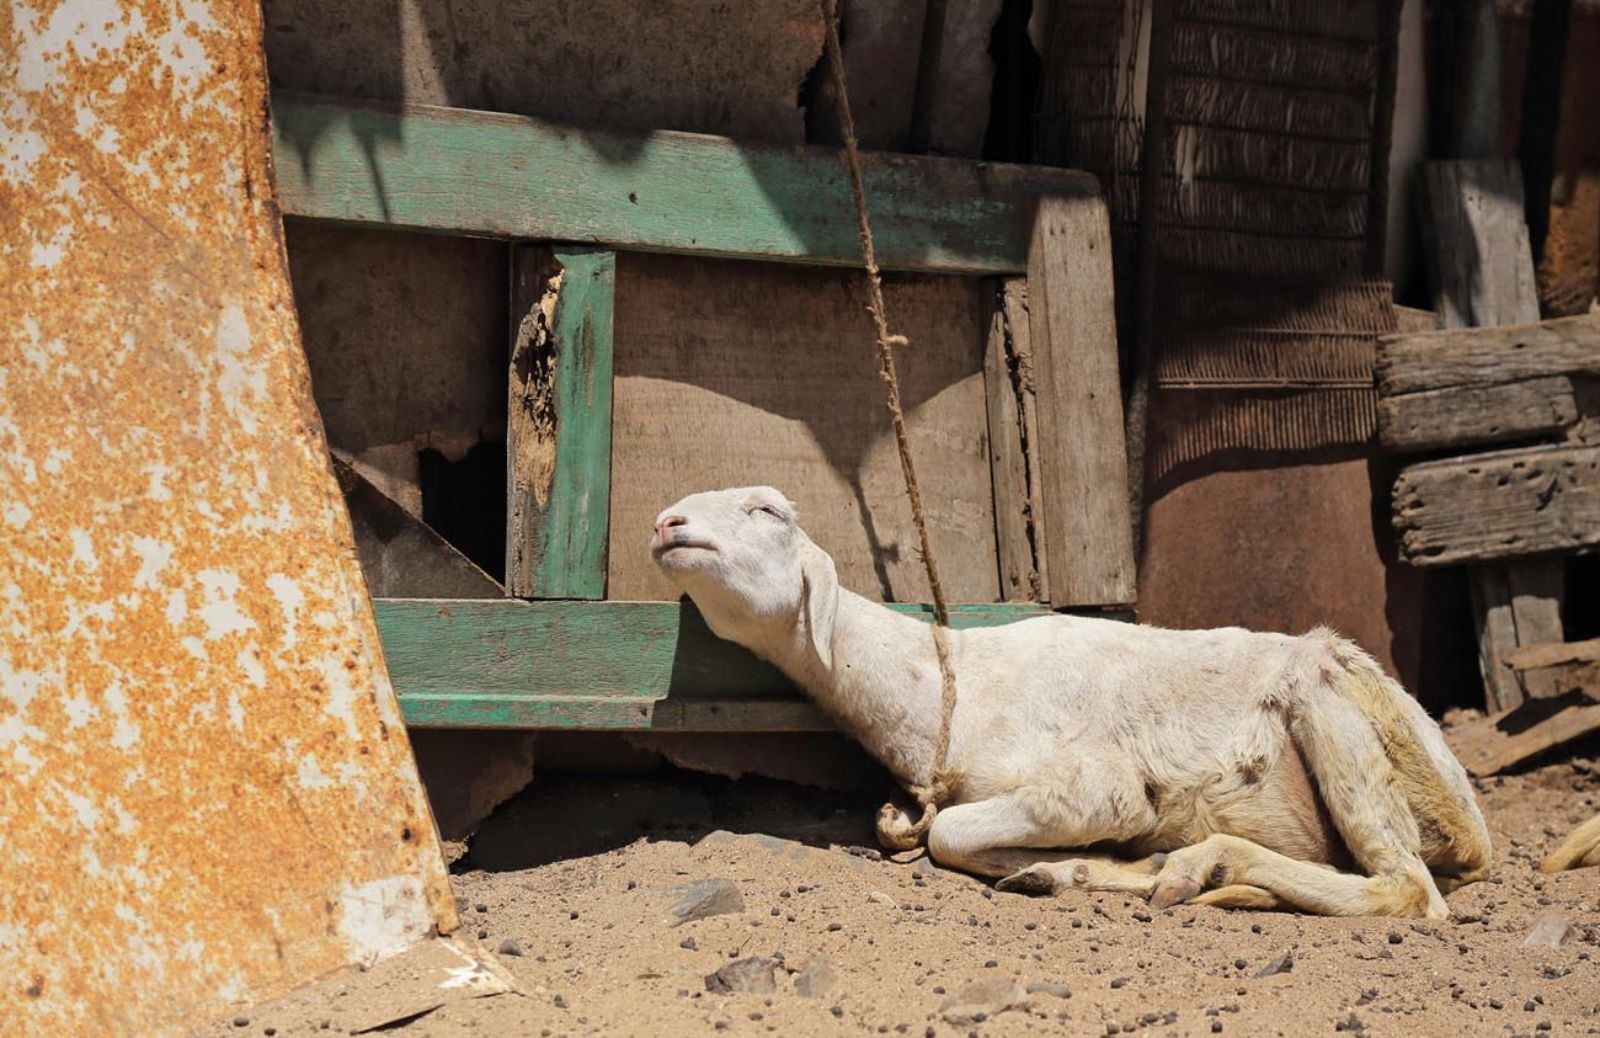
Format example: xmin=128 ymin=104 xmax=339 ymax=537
xmin=764 ymin=589 xmax=947 ymax=791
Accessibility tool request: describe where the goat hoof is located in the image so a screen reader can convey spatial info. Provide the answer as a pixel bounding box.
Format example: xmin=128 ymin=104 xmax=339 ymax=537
xmin=995 ymin=868 xmax=1057 ymax=897
xmin=1149 ymin=876 xmax=1202 ymax=909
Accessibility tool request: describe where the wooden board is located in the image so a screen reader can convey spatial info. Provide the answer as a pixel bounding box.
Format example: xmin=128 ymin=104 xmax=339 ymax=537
xmin=606 ymin=254 xmax=999 ymax=603
xmin=1448 ymin=698 xmax=1600 ymax=777
xmin=1394 ymin=442 xmax=1600 ymax=566
xmin=1469 ymin=562 xmax=1566 ymax=710
xmin=506 ymin=247 xmax=615 ymax=599
xmin=1377 ymin=315 xmax=1600 ymax=395
xmin=1505 ymin=637 xmax=1600 ymax=702
xmin=1027 ymin=195 xmax=1136 ymax=608
xmin=1378 ymin=376 xmax=1582 ymax=453
xmin=271 ymin=93 xmax=1100 ymax=277
xmin=375 ymin=598 xmax=1050 ymax=730
xmin=1420 ymin=161 xmax=1541 ymax=327
xmin=982 ymin=279 xmax=1047 ymax=602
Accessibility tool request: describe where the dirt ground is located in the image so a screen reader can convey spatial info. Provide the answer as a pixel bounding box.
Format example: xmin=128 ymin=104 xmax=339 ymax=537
xmin=200 ymin=752 xmax=1598 ymax=1038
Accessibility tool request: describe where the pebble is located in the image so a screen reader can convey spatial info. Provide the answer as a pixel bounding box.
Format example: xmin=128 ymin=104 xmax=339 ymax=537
xmin=940 ymin=977 xmax=1027 ymax=1026
xmin=231 ymin=1017 xmax=249 ymax=1028
xmin=1386 ymin=932 xmax=1403 ymax=945
xmin=704 ymin=957 xmax=780 ymax=996
xmin=497 ymin=938 xmax=524 ymax=957
xmin=1025 ymin=980 xmax=1071 ymax=999
xmin=665 ymin=879 xmax=744 ymax=927
xmin=1255 ymin=951 xmax=1294 ymax=978
xmin=794 ymin=955 xmax=839 ymax=999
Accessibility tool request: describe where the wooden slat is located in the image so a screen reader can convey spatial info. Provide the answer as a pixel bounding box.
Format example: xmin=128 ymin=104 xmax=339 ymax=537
xmin=1414 ymin=157 xmax=1564 ymax=714
xmin=506 ymin=247 xmax=615 ymax=599
xmin=374 ymin=598 xmax=1051 ymax=730
xmin=271 ymin=92 xmax=1100 ymax=276
xmin=1504 ymin=636 xmax=1600 ymax=703
xmin=1449 ymin=698 xmax=1600 ymax=777
xmin=982 ymin=279 xmax=1045 ymax=602
xmin=1378 ymin=376 xmax=1581 ymax=453
xmin=1420 ymin=161 xmax=1541 ymax=328
xmin=1027 ymin=195 xmax=1136 ymax=608
xmin=1377 ymin=315 xmax=1600 ymax=395
xmin=1394 ymin=441 xmax=1600 ymax=566
xmin=1506 ymin=636 xmax=1600 ymax=671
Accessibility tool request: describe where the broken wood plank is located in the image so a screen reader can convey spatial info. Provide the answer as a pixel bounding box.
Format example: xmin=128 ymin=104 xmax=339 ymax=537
xmin=373 ymin=598 xmax=1051 ymax=730
xmin=271 ymin=92 xmax=1100 ymax=276
xmin=1394 ymin=441 xmax=1600 ymax=566
xmin=1504 ymin=636 xmax=1600 ymax=702
xmin=506 ymin=247 xmax=615 ymax=599
xmin=1448 ymin=697 xmax=1600 ymax=776
xmin=1377 ymin=315 xmax=1600 ymax=395
xmin=1026 ymin=194 xmax=1136 ymax=608
xmin=332 ymin=453 xmax=503 ymax=598
xmin=1378 ymin=375 xmax=1582 ymax=453
xmin=982 ymin=279 xmax=1045 ymax=602
xmin=1469 ymin=561 xmax=1566 ymax=710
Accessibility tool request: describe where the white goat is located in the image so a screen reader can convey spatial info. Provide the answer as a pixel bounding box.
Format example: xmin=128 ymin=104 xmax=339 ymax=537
xmin=650 ymin=486 xmax=1493 ymax=918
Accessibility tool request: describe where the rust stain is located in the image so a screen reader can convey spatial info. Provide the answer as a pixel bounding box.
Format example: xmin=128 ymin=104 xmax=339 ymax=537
xmin=0 ymin=3 xmax=456 ymax=1036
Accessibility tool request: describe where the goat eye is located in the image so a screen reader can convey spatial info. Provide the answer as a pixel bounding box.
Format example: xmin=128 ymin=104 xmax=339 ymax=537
xmin=752 ymin=504 xmax=785 ymax=521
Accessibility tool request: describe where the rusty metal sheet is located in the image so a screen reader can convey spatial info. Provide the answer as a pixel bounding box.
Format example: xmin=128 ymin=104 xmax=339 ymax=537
xmin=0 ymin=4 xmax=457 ymax=1036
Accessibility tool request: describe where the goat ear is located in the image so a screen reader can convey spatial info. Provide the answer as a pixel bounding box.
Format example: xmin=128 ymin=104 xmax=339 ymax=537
xmin=799 ymin=538 xmax=839 ymax=669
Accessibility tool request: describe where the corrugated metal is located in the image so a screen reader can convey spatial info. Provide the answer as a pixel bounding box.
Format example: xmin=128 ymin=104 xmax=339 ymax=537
xmin=0 ymin=3 xmax=457 ymax=1035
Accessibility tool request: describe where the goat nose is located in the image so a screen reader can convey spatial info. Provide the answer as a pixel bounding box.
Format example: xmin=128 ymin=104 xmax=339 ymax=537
xmin=655 ymin=514 xmax=687 ymax=538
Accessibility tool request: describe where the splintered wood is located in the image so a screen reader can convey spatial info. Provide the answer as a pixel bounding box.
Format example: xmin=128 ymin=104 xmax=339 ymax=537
xmin=607 ymin=254 xmax=999 ymax=603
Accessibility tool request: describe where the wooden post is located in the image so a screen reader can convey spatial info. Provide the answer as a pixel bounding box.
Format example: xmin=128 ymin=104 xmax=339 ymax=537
xmin=506 ymin=246 xmax=615 ymax=599
xmin=982 ymin=279 xmax=1048 ymax=603
xmin=1418 ymin=161 xmax=1564 ymax=711
xmin=1027 ymin=194 xmax=1136 ymax=608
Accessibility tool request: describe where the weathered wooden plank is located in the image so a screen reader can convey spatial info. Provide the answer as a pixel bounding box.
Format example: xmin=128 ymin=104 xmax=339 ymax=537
xmin=1504 ymin=637 xmax=1600 ymax=702
xmin=271 ymin=92 xmax=1100 ymax=276
xmin=373 ymin=598 xmax=1051 ymax=729
xmin=332 ymin=453 xmax=503 ymax=598
xmin=1469 ymin=561 xmax=1566 ymax=710
xmin=1378 ymin=376 xmax=1581 ymax=453
xmin=1377 ymin=315 xmax=1600 ymax=395
xmin=1506 ymin=636 xmax=1600 ymax=671
xmin=1449 ymin=698 xmax=1600 ymax=777
xmin=1415 ymin=157 xmax=1564 ymax=714
xmin=506 ymin=247 xmax=615 ymax=599
xmin=1394 ymin=442 xmax=1600 ymax=566
xmin=982 ymin=279 xmax=1045 ymax=602
xmin=1027 ymin=195 xmax=1136 ymax=608
xmin=1419 ymin=161 xmax=1541 ymax=328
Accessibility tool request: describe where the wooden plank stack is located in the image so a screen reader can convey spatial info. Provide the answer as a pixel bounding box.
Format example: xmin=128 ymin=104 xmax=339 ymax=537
xmin=1377 ymin=159 xmax=1600 ymax=774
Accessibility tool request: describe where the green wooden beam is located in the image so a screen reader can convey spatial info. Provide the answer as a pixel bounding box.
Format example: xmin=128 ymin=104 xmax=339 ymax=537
xmin=506 ymin=247 xmax=614 ymax=599
xmin=374 ymin=598 xmax=1051 ymax=730
xmin=270 ymin=92 xmax=1100 ymax=276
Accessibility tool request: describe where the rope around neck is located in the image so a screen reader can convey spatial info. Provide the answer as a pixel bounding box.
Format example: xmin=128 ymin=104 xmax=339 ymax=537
xmin=817 ymin=0 xmax=958 ymax=847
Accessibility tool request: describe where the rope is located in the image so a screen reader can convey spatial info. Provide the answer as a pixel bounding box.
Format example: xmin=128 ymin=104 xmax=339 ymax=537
xmin=818 ymin=0 xmax=958 ymax=846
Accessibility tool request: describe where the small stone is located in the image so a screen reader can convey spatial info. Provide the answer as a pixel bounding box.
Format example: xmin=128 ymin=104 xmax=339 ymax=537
xmin=1234 ymin=958 xmax=1247 ymax=970
xmin=680 ymin=937 xmax=698 ymax=950
xmin=794 ymin=955 xmax=839 ymax=998
xmin=1132 ymin=910 xmax=1152 ymax=923
xmin=868 ymin=892 xmax=896 ymax=907
xmin=1521 ymin=914 xmax=1572 ymax=950
xmin=704 ymin=957 xmax=780 ymax=996
xmin=1025 ymin=980 xmax=1071 ymax=999
xmin=940 ymin=977 xmax=1028 ymax=1026
xmin=497 ymin=938 xmax=524 ymax=957
xmin=831 ymin=1005 xmax=845 ymax=1018
xmin=1211 ymin=1022 xmax=1223 ymax=1034
xmin=1109 ymin=977 xmax=1129 ymax=989
xmin=827 ymin=922 xmax=843 ymax=932
xmin=1255 ymin=951 xmax=1294 ymax=978
xmin=231 ymin=1017 xmax=249 ymax=1028
xmin=665 ymin=879 xmax=744 ymax=927
xmin=1524 ymin=1000 xmax=1537 ymax=1012
xmin=1356 ymin=988 xmax=1377 ymax=1006
xmin=1386 ymin=932 xmax=1403 ymax=945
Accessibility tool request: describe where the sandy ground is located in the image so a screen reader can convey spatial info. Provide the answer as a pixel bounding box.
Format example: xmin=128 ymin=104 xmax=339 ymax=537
xmin=198 ymin=757 xmax=1599 ymax=1038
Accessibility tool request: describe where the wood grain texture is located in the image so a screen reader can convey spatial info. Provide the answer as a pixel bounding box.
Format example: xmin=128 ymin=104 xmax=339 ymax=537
xmin=606 ymin=253 xmax=1000 ymax=603
xmin=1469 ymin=560 xmax=1565 ymax=711
xmin=1394 ymin=442 xmax=1600 ymax=566
xmin=506 ymin=247 xmax=614 ymax=599
xmin=1376 ymin=315 xmax=1600 ymax=395
xmin=1420 ymin=161 xmax=1541 ymax=328
xmin=982 ymin=279 xmax=1046 ymax=602
xmin=374 ymin=598 xmax=1050 ymax=729
xmin=271 ymin=93 xmax=1100 ymax=276
xmin=1377 ymin=376 xmax=1581 ymax=453
xmin=1027 ymin=195 xmax=1136 ymax=607
xmin=1448 ymin=698 xmax=1600 ymax=776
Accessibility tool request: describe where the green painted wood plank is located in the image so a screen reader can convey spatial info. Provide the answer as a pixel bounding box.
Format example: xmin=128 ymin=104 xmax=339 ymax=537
xmin=271 ymin=92 xmax=1100 ymax=276
xmin=506 ymin=248 xmax=614 ymax=599
xmin=373 ymin=598 xmax=1052 ymax=730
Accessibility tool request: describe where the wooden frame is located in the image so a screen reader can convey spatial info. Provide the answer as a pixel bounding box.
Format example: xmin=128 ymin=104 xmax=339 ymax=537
xmin=273 ymin=92 xmax=1136 ymax=729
